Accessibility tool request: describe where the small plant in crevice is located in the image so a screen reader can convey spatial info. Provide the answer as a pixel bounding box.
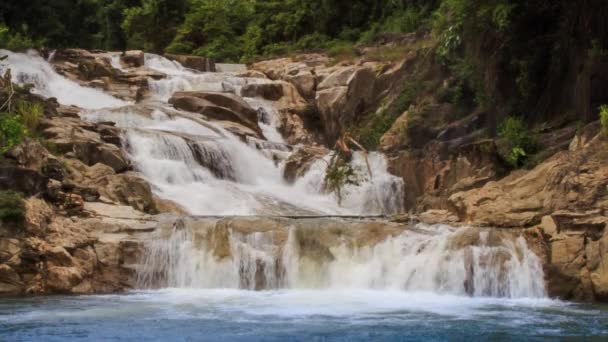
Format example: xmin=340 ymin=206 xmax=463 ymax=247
xmin=600 ymin=104 xmax=608 ymax=136
xmin=0 ymin=190 xmax=25 ymax=223
xmin=498 ymin=116 xmax=535 ymax=168
xmin=323 ymin=156 xmax=361 ymax=206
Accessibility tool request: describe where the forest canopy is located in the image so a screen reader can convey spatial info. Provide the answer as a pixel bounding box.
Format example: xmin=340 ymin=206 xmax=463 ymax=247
xmin=0 ymin=0 xmax=439 ymax=62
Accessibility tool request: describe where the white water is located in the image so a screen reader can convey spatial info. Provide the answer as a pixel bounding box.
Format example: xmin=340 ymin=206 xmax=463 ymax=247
xmin=137 ymin=223 xmax=546 ymax=298
xmin=2 ymin=50 xmax=403 ymax=215
xmin=0 ymin=50 xmax=127 ymax=109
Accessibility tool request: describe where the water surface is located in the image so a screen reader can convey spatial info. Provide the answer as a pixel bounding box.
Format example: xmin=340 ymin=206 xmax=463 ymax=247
xmin=1 ymin=289 xmax=607 ymax=341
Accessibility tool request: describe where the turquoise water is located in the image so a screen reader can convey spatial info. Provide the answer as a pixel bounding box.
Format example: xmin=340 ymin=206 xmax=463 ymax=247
xmin=1 ymin=289 xmax=607 ymax=341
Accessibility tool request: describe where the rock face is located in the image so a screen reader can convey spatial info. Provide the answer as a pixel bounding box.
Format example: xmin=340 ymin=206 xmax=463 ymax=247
xmin=169 ymin=91 xmax=263 ymax=138
xmin=447 ymin=135 xmax=608 ymax=301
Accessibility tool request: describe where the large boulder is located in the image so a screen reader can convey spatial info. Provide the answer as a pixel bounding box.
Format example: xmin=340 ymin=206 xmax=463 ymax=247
xmin=315 ymin=65 xmax=377 ymax=143
xmin=94 ymin=173 xmax=158 ymax=214
xmin=169 ymin=91 xmax=262 ymax=137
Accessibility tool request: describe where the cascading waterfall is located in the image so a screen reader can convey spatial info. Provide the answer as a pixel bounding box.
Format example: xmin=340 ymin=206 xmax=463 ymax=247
xmin=136 ymin=221 xmax=546 ymax=298
xmin=1 ymin=49 xmax=547 ymax=300
xmin=0 ymin=49 xmax=127 ymax=109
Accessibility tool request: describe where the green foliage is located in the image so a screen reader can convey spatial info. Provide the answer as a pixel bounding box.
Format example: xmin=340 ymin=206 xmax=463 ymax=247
xmin=0 ymin=113 xmax=26 ymax=153
xmin=0 ymin=24 xmax=41 ymax=50
xmin=14 ymin=100 xmax=43 ymax=132
xmin=0 ymin=191 xmax=25 ymax=223
xmin=352 ymin=83 xmax=421 ymax=150
xmin=600 ymin=105 xmax=608 ymax=136
xmin=327 ymin=41 xmax=358 ymax=64
xmin=324 ymin=157 xmax=360 ymax=206
xmin=122 ymin=0 xmax=188 ymax=52
xmin=498 ymin=116 xmax=535 ymax=167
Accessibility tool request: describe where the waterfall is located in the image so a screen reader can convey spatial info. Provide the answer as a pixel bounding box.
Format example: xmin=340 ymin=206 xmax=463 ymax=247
xmin=0 ymin=49 xmax=127 ymax=109
xmin=136 ymin=220 xmax=546 ymax=298
xmin=2 ymin=49 xmax=549 ymax=300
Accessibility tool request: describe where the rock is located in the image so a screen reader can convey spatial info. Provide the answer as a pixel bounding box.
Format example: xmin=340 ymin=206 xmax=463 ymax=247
xmin=449 ymin=145 xmax=608 ymax=228
xmin=315 ymin=66 xmax=377 ymax=142
xmin=540 ymin=215 xmax=558 ymax=237
xmin=551 ymin=236 xmax=585 ymax=264
xmin=283 ymin=146 xmax=328 ymax=183
xmin=236 ymin=70 xmax=268 ymax=79
xmin=0 ymin=167 xmax=48 ymax=196
xmin=6 ymin=139 xmax=51 ymax=170
xmin=165 ymin=54 xmax=215 ymax=72
xmin=418 ymin=210 xmax=459 ymax=225
xmin=0 ymin=239 xmax=21 ymax=262
xmin=241 ymin=82 xmax=284 ymax=101
xmin=169 ymin=91 xmax=262 ymax=137
xmin=24 ymin=198 xmax=54 ymax=236
xmin=0 ymin=264 xmax=22 ymax=294
xmin=44 ymin=246 xmax=74 ymax=267
xmin=94 ymin=173 xmax=157 ymax=213
xmin=45 ymin=266 xmax=82 ymax=292
xmin=285 ymin=71 xmax=316 ymax=99
xmin=41 ymin=157 xmax=68 ymax=181
xmin=73 ymin=142 xmax=130 ymax=173
xmin=120 ymin=50 xmax=145 ymax=68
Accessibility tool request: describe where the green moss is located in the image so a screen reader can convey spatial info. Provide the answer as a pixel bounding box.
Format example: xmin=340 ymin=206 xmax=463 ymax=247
xmin=0 ymin=191 xmax=25 ymax=223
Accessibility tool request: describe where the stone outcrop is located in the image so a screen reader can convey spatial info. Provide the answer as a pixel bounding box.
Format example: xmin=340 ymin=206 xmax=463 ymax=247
xmin=165 ymin=54 xmax=215 ymax=72
xmin=445 ymin=133 xmax=608 ymax=301
xmin=169 ymin=91 xmax=263 ymax=138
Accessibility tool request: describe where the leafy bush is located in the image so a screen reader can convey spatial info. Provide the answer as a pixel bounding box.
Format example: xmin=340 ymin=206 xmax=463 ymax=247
xmin=498 ymin=116 xmax=535 ymax=167
xmin=600 ymin=105 xmax=608 ymax=136
xmin=0 ymin=191 xmax=25 ymax=222
xmin=0 ymin=24 xmax=41 ymax=51
xmin=0 ymin=113 xmax=26 ymax=153
xmin=324 ymin=157 xmax=360 ymax=205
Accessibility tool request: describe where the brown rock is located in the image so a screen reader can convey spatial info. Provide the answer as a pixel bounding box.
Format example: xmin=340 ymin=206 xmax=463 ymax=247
xmin=283 ymin=146 xmax=327 ymax=183
xmin=169 ymin=91 xmax=262 ymax=137
xmin=241 ymin=82 xmax=284 ymax=101
xmin=120 ymin=50 xmax=145 ymax=68
xmin=45 ymin=266 xmax=82 ymax=292
xmin=165 ymin=54 xmax=215 ymax=72
xmin=24 ymin=198 xmax=54 ymax=236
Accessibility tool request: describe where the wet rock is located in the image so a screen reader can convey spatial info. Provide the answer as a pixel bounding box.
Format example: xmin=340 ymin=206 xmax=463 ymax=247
xmin=169 ymin=91 xmax=262 ymax=137
xmin=165 ymin=54 xmax=215 ymax=72
xmin=283 ymin=146 xmax=328 ymax=183
xmin=120 ymin=50 xmax=145 ymax=68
